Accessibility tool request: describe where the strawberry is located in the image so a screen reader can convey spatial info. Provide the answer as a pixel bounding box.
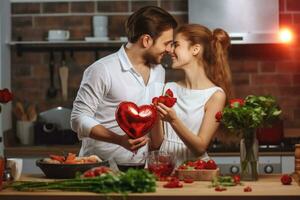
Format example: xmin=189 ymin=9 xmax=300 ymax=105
xmin=281 ymin=174 xmax=292 ymax=185
xmin=152 ymin=97 xmax=159 ymax=105
xmin=195 ymin=160 xmax=206 ymax=170
xmin=158 ymin=96 xmax=167 ymax=104
xmin=183 ymin=178 xmax=194 ymax=183
xmin=233 ymin=175 xmax=241 ymax=184
xmin=165 ymin=89 xmax=174 ymax=97
xmin=243 ymin=186 xmax=252 ymax=192
xmin=205 ymin=159 xmax=217 ymax=170
xmin=164 ymin=97 xmax=177 ymax=107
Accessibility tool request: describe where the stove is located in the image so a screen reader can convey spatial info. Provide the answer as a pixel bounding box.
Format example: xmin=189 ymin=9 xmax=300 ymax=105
xmin=208 ymin=137 xmax=298 ymax=175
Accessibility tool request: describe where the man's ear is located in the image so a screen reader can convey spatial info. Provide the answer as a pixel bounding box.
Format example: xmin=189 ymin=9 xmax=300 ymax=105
xmin=141 ymin=34 xmax=153 ymax=48
xmin=192 ymin=44 xmax=202 ymax=56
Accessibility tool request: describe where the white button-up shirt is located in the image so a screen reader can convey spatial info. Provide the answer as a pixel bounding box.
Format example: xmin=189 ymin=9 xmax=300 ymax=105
xmin=71 ymin=45 xmax=165 ymax=161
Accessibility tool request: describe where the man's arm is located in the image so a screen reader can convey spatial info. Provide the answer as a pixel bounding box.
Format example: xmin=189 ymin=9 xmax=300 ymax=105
xmin=71 ymin=63 xmax=148 ymax=151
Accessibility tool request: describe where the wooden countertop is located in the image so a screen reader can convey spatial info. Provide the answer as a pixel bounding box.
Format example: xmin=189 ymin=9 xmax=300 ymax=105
xmin=0 ymin=174 xmax=299 ymax=200
xmin=4 ymin=145 xmax=294 ymax=158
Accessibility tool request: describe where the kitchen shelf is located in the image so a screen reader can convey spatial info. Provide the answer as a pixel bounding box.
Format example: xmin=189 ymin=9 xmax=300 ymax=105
xmin=8 ymin=40 xmax=125 ymax=56
xmin=8 ymin=40 xmax=293 ymax=59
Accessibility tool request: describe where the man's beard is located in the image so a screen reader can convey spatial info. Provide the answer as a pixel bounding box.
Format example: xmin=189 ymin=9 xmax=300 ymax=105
xmin=142 ymin=51 xmax=162 ymax=66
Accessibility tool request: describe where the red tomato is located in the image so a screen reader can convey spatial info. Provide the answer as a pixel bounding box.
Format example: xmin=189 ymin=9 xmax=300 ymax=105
xmin=205 ymin=159 xmax=217 ymax=170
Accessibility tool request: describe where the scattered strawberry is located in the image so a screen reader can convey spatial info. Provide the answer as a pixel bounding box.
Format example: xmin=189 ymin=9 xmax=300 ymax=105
xmin=215 ymin=186 xmax=227 ymax=192
xmin=183 ymin=178 xmax=194 ymax=183
xmin=281 ymin=174 xmax=292 ymax=185
xmin=205 ymin=159 xmax=217 ymax=170
xmin=244 ymin=186 xmax=252 ymax=192
xmin=163 ymin=177 xmax=183 ymax=188
xmin=233 ymin=175 xmax=241 ymax=184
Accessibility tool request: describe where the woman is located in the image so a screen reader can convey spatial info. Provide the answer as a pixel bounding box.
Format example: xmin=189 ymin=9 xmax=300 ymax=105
xmin=149 ymin=24 xmax=232 ymax=166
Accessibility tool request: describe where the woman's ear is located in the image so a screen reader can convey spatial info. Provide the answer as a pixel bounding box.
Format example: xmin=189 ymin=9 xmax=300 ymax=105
xmin=141 ymin=34 xmax=153 ymax=48
xmin=192 ymin=44 xmax=202 ymax=56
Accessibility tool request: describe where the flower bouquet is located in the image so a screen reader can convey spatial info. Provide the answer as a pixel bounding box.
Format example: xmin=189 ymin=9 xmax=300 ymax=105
xmin=215 ymin=95 xmax=280 ymax=181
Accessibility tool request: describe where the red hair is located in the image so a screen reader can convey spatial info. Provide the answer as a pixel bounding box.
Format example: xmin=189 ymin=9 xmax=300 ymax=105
xmin=176 ymin=24 xmax=232 ymax=99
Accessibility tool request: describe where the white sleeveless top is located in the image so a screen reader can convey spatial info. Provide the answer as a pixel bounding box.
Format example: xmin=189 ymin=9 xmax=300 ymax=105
xmin=159 ymin=82 xmax=224 ymax=166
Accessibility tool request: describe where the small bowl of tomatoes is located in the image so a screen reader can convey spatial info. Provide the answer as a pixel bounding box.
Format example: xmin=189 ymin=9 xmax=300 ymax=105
xmin=175 ymin=159 xmax=220 ymax=181
xmin=147 ymin=151 xmax=175 ymax=178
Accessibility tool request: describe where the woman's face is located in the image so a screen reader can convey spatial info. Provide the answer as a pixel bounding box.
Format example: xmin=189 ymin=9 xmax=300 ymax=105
xmin=171 ymin=33 xmax=197 ymax=69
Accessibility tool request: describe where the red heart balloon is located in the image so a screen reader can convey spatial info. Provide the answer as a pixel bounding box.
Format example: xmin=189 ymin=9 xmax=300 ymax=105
xmin=115 ymin=101 xmax=157 ymax=139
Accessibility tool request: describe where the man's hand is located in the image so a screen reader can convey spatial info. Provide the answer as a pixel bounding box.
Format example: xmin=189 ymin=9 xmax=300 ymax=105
xmin=119 ymin=134 xmax=149 ymax=151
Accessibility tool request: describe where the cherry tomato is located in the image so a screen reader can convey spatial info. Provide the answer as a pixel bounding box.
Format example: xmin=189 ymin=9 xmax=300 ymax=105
xmin=244 ymin=186 xmax=252 ymax=192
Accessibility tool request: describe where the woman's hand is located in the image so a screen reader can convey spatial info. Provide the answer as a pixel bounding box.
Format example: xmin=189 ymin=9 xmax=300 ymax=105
xmin=119 ymin=134 xmax=149 ymax=152
xmin=156 ymin=102 xmax=178 ymax=123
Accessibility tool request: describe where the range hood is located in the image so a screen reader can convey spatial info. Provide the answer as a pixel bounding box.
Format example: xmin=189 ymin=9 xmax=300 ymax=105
xmin=188 ymin=0 xmax=280 ymax=44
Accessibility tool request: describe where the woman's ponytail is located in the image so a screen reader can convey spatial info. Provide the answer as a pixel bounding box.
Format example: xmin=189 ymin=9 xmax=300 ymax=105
xmin=208 ymin=28 xmax=232 ymax=99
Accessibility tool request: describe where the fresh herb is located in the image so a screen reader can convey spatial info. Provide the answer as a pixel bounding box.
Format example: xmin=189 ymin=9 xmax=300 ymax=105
xmin=211 ymin=176 xmax=242 ymax=187
xmin=10 ymin=169 xmax=156 ymax=194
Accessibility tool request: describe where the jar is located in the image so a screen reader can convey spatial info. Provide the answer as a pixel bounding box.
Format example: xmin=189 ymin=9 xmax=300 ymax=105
xmin=295 ymin=144 xmax=300 ymax=159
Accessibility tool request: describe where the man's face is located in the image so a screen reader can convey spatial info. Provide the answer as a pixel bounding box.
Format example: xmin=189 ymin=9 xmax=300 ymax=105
xmin=143 ymin=28 xmax=174 ymax=65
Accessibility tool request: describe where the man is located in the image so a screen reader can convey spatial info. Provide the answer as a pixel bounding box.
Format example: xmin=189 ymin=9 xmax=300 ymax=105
xmin=71 ymin=6 xmax=177 ymax=162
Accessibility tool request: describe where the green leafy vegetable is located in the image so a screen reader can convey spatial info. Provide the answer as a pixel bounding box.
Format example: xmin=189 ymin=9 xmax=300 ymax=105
xmin=10 ymin=169 xmax=156 ymax=194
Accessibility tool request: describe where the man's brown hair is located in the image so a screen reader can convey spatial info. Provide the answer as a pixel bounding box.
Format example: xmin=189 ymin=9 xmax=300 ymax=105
xmin=125 ymin=6 xmax=177 ymax=43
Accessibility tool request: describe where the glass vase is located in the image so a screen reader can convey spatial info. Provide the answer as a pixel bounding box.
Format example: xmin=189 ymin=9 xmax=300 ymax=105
xmin=240 ymin=129 xmax=259 ymax=181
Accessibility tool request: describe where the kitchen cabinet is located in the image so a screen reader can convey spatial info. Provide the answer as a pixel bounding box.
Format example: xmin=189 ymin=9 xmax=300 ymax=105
xmin=1 ymin=174 xmax=299 ymax=200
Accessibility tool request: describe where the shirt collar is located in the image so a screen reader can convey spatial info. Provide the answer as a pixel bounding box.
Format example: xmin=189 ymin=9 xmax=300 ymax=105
xmin=117 ymin=45 xmax=134 ymax=71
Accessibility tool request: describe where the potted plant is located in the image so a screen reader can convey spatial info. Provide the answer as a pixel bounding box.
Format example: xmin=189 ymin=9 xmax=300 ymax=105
xmin=215 ymin=95 xmax=272 ymax=181
xmin=245 ymin=95 xmax=282 ymax=145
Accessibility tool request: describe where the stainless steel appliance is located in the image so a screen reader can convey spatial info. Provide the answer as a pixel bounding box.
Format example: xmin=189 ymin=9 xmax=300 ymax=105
xmin=209 ymin=137 xmax=299 ymax=175
xmin=188 ymin=0 xmax=280 ymax=44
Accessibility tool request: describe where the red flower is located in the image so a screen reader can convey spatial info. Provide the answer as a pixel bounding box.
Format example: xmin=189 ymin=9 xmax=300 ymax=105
xmin=0 ymin=88 xmax=13 ymax=103
xmin=229 ymin=98 xmax=244 ymax=108
xmin=215 ymin=111 xmax=222 ymax=122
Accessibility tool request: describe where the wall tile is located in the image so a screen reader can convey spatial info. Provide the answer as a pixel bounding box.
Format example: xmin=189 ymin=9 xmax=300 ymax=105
xmin=286 ymin=0 xmax=300 ymax=11
xmin=71 ymin=1 xmax=95 ymax=13
xmin=42 ymin=2 xmax=69 ymax=13
xmin=252 ymin=74 xmax=292 ymax=86
xmin=131 ymin=1 xmax=158 ymax=12
xmin=161 ymin=0 xmax=187 ymax=11
xmin=97 ymin=1 xmax=128 ymax=12
xmin=12 ymin=17 xmax=33 ymax=28
xmin=12 ymin=3 xmax=40 ymax=14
